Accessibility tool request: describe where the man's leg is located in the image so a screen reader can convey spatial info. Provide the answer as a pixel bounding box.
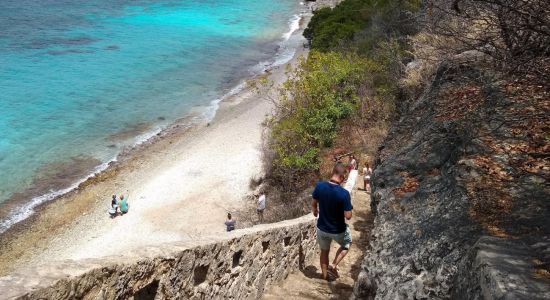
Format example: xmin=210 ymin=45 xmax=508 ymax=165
xmin=331 ymin=246 xmax=349 ymax=271
xmin=331 ymin=227 xmax=352 ymax=273
xmin=320 ymin=249 xmax=330 ymax=280
xmin=317 ymin=229 xmax=332 ymax=280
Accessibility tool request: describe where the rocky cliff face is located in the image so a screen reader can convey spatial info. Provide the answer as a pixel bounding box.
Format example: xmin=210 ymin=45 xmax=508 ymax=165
xmin=353 ymin=61 xmax=550 ymax=299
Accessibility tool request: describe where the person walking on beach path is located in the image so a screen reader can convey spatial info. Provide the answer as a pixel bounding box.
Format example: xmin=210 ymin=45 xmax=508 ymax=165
xmin=362 ymin=163 xmax=373 ymax=192
xmin=311 ymin=162 xmax=353 ymax=280
xmin=225 ymin=213 xmax=236 ymax=232
xmin=257 ymin=192 xmax=266 ymax=223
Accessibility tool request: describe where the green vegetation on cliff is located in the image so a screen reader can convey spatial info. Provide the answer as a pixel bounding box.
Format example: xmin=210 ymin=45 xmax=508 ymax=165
xmin=264 ymin=0 xmax=419 ymax=193
xmin=304 ymin=0 xmax=420 ymax=52
xmin=269 ymin=51 xmax=366 ymax=179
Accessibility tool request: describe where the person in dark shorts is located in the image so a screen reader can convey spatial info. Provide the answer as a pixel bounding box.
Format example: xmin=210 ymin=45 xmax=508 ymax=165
xmin=311 ymin=162 xmax=353 ymax=280
xmin=108 ymin=195 xmax=118 ymax=218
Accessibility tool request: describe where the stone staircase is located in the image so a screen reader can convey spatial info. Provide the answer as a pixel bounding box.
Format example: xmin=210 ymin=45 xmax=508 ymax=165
xmin=263 ymin=171 xmax=374 ymax=299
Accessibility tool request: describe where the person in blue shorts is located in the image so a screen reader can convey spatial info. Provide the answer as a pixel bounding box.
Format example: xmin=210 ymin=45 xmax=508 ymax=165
xmin=311 ymin=162 xmax=353 ymax=280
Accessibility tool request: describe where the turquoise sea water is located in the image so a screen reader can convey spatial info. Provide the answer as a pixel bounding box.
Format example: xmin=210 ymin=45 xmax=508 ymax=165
xmin=0 ymin=0 xmax=303 ymax=232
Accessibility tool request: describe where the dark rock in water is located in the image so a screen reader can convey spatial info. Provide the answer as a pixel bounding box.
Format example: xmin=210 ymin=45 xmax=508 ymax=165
xmin=107 ymin=122 xmax=152 ymax=142
xmin=353 ymin=62 xmax=550 ymax=299
xmin=47 ymin=49 xmax=95 ymax=56
xmin=105 ymin=45 xmax=120 ymax=51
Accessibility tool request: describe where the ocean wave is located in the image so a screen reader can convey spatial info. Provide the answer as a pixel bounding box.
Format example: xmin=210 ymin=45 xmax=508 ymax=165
xmin=283 ymin=14 xmax=301 ymax=41
xmin=0 ymin=159 xmax=114 ymax=234
xmin=202 ymin=81 xmax=248 ymax=121
xmin=204 ymin=12 xmax=306 ymax=121
xmin=0 ymin=125 xmax=171 ymax=234
xmin=250 ymin=13 xmax=305 ymax=74
xmin=133 ymin=128 xmax=163 ymax=147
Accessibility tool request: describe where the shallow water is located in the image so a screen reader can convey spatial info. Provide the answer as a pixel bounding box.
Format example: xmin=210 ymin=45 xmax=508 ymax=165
xmin=0 ymin=0 xmax=303 ymax=232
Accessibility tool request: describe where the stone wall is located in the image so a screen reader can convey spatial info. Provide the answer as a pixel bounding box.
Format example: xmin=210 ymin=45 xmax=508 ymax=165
xmin=0 ymin=215 xmax=317 ymax=300
xmin=452 ymin=236 xmax=550 ymax=300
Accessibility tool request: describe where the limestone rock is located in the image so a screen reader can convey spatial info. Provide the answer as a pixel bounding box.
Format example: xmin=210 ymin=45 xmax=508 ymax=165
xmin=353 ymin=62 xmax=550 ymax=299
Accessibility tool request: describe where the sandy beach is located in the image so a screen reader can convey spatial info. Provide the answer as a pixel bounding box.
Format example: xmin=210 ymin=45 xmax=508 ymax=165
xmin=0 ymin=15 xmax=313 ymax=276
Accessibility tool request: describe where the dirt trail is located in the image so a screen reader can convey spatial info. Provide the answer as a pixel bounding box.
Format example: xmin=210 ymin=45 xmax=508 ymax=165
xmin=263 ymin=175 xmax=374 ymax=299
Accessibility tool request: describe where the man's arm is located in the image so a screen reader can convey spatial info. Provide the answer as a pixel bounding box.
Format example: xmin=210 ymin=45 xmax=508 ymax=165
xmin=311 ymin=198 xmax=319 ymax=217
xmin=344 ymin=192 xmax=353 ymax=220
xmin=344 ymin=210 xmax=352 ymax=220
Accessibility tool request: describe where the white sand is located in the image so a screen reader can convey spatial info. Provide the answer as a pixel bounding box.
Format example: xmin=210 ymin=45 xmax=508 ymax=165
xmin=0 ymin=2 xmax=336 ymax=274
xmin=71 ymin=95 xmax=268 ymax=260
xmin=20 ymin=37 xmax=308 ymax=267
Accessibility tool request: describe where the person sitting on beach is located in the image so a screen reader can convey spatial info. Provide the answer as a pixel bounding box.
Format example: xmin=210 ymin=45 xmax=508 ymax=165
xmin=225 ymin=213 xmax=236 ymax=232
xmin=108 ymin=195 xmax=118 ymax=218
xmin=118 ymin=194 xmax=129 ymax=214
xmin=111 ymin=195 xmax=118 ymax=210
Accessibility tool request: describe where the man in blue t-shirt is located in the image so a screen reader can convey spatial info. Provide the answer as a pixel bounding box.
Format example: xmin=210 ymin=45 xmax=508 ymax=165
xmin=311 ymin=162 xmax=353 ymax=280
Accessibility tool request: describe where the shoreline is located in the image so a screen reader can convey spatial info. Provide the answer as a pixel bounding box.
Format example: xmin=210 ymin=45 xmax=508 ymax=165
xmin=0 ymin=4 xmax=308 ymax=236
xmin=0 ymin=4 xmax=317 ymax=276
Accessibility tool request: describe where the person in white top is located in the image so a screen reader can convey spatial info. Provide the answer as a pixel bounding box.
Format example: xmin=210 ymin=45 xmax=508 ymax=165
xmin=362 ymin=163 xmax=373 ymax=192
xmin=348 ymin=155 xmax=357 ymax=171
xmin=257 ymin=192 xmax=266 ymax=223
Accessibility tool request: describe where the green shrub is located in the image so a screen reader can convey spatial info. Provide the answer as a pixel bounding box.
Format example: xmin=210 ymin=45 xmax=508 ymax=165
xmin=304 ymin=0 xmax=420 ymax=52
xmin=304 ymin=0 xmax=372 ymax=51
xmin=264 ymin=0 xmax=419 ymax=194
xmin=268 ymin=51 xmax=367 ymax=183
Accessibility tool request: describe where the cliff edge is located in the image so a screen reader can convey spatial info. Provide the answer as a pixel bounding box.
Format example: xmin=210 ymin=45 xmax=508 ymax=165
xmin=353 ymin=61 xmax=550 ymax=299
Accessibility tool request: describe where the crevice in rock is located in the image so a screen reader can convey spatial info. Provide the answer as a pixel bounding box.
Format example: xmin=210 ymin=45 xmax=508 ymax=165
xmin=232 ymin=250 xmax=243 ymax=268
xmin=193 ymin=265 xmax=209 ymax=285
xmin=133 ymin=279 xmax=159 ymax=300
xmin=283 ymin=237 xmax=291 ymax=247
xmin=262 ymin=241 xmax=270 ymax=253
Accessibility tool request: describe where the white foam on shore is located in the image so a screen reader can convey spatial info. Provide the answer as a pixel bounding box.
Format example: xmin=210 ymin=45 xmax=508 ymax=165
xmin=0 ymin=159 xmax=114 ymax=234
xmin=133 ymin=127 xmax=163 ymax=146
xmin=250 ymin=12 xmax=306 ymax=74
xmin=202 ymin=81 xmax=248 ymax=121
xmin=203 ymin=12 xmax=306 ymax=121
xmin=283 ymin=14 xmax=301 ymax=41
xmin=0 ymin=127 xmax=167 ymax=235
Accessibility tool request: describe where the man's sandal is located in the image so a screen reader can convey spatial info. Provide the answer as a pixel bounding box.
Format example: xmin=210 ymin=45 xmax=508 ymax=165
xmin=328 ymin=265 xmax=340 ymax=278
